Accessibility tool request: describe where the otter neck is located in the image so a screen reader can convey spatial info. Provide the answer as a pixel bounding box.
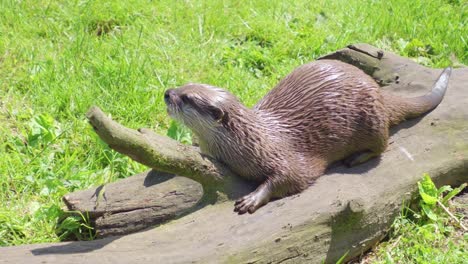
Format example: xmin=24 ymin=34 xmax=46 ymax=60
xmin=195 ymin=107 xmax=281 ymax=181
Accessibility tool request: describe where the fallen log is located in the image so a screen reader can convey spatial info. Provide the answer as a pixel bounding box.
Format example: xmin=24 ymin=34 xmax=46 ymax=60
xmin=1 ymin=44 xmax=467 ymax=264
xmin=62 ymin=170 xmax=204 ymax=237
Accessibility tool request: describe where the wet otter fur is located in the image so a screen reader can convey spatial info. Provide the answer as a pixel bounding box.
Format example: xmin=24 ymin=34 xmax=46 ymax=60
xmin=164 ymin=59 xmax=452 ymax=214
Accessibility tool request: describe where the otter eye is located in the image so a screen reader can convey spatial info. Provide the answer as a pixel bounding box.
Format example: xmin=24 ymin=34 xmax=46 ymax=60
xmin=180 ymin=95 xmax=191 ymax=104
xmin=209 ymin=106 xmax=227 ymax=123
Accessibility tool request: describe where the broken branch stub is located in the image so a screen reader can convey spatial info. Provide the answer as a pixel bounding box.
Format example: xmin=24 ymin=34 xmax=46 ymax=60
xmin=62 ymin=103 xmax=254 ymax=237
xmin=86 ymin=106 xmax=251 ymax=196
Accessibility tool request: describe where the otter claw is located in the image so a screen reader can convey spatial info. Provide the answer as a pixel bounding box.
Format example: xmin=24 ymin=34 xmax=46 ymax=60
xmin=234 ymin=195 xmax=258 ymax=214
xmin=234 ymin=191 xmax=268 ymax=214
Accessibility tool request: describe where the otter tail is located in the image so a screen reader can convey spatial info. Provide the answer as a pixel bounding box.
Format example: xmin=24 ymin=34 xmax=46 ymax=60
xmin=384 ymin=67 xmax=452 ymax=126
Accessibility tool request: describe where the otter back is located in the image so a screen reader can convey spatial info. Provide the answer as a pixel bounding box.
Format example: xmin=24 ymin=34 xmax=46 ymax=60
xmin=166 ymin=59 xmax=451 ymax=214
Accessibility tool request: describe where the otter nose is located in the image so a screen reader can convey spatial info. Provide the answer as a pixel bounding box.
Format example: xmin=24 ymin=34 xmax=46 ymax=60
xmin=164 ymin=89 xmax=176 ymax=103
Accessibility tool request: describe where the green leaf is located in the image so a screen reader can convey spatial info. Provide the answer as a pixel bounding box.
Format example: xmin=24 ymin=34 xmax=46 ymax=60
xmin=441 ymin=183 xmax=467 ymax=205
xmin=419 ymin=192 xmax=438 ymax=206
xmin=27 ymin=113 xmax=58 ymax=147
xmin=166 ymin=120 xmax=179 ymax=139
xmin=437 ymin=185 xmax=452 ymax=196
xmin=61 ymin=217 xmax=81 ymax=229
xmin=36 ymin=114 xmax=55 ymax=130
xmin=418 ymin=174 xmax=438 ymax=205
xmin=166 ymin=120 xmax=192 ymax=145
xmin=421 ymin=203 xmax=438 ymax=221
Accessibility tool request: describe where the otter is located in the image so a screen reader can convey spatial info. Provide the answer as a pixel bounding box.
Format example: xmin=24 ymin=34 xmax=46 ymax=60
xmin=164 ymin=59 xmax=451 ymax=214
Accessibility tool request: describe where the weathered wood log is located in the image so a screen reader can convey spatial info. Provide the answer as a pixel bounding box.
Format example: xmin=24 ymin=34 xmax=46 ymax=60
xmin=1 ymin=44 xmax=467 ymax=264
xmin=62 ymin=170 xmax=204 ymax=237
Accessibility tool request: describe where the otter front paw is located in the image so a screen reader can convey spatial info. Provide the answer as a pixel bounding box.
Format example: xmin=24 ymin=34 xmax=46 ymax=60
xmin=234 ymin=190 xmax=269 ymax=214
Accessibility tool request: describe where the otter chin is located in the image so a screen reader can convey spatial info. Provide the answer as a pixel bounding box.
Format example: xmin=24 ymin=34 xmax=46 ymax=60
xmin=164 ymin=59 xmax=451 ymax=215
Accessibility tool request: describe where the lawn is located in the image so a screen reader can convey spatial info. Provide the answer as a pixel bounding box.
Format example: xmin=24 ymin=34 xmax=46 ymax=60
xmin=0 ymin=0 xmax=466 ymax=250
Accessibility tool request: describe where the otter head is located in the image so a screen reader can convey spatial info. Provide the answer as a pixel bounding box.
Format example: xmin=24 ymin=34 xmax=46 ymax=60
xmin=164 ymin=83 xmax=240 ymax=135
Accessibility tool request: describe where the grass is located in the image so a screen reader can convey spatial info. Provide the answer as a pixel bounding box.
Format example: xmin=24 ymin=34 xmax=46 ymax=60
xmin=360 ymin=175 xmax=467 ymax=264
xmin=0 ymin=0 xmax=466 ymax=247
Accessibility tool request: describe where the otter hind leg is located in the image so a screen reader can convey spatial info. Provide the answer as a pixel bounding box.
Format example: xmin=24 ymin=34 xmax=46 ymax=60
xmin=343 ymin=131 xmax=389 ymax=167
xmin=343 ymin=150 xmax=380 ymax=167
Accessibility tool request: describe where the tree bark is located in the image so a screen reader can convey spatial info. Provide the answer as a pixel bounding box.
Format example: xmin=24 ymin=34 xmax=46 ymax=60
xmin=2 ymin=44 xmax=467 ymax=264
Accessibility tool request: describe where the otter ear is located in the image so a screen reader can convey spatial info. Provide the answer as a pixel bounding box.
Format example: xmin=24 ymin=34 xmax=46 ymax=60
xmin=210 ymin=106 xmax=228 ymax=124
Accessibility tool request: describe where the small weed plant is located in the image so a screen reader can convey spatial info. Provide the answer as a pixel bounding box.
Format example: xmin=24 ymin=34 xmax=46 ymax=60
xmin=370 ymin=174 xmax=467 ymax=263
